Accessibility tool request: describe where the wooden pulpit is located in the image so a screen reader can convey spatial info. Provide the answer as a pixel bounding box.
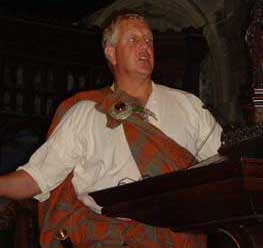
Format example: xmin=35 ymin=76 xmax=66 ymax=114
xmin=91 ymin=128 xmax=263 ymax=248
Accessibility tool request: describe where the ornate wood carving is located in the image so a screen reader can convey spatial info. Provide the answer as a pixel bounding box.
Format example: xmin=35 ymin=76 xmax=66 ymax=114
xmin=245 ymin=0 xmax=263 ymax=124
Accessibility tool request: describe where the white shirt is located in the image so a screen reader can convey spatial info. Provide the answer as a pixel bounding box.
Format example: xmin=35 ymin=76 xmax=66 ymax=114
xmin=18 ymin=82 xmax=222 ymax=213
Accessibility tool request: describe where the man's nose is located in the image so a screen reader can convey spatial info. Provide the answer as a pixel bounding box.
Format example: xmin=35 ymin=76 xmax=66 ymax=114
xmin=138 ymin=38 xmax=148 ymax=50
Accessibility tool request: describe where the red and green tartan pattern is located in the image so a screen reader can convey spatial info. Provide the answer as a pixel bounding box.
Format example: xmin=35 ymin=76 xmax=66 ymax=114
xmin=123 ymin=117 xmax=195 ymax=176
xmin=46 ymin=88 xmax=110 ymax=137
xmin=38 ymin=88 xmax=206 ymax=248
xmin=39 ymin=173 xmax=205 ymax=248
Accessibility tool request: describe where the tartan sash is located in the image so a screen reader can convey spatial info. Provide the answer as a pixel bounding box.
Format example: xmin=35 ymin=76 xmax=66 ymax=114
xmin=38 ymin=87 xmax=205 ymax=248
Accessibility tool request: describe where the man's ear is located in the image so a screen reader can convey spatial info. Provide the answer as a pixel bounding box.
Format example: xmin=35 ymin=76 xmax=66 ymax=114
xmin=104 ymin=46 xmax=116 ymax=66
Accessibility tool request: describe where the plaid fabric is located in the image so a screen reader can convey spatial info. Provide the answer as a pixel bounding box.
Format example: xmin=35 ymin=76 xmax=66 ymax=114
xmin=38 ymin=87 xmax=205 ymax=248
xmin=95 ymin=89 xmax=195 ymax=176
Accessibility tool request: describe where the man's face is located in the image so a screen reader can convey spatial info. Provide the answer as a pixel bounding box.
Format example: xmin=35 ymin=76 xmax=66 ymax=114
xmin=107 ymin=19 xmax=154 ymax=79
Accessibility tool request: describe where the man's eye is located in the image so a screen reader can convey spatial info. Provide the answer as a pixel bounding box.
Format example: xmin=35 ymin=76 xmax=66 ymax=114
xmin=145 ymin=38 xmax=151 ymax=43
xmin=145 ymin=37 xmax=153 ymax=43
xmin=128 ymin=37 xmax=136 ymax=42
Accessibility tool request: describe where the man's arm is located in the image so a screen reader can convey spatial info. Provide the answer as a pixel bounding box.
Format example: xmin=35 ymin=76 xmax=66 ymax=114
xmin=0 ymin=170 xmax=41 ymax=199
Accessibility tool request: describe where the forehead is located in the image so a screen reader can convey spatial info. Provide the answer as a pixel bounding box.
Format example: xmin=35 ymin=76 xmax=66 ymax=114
xmin=117 ymin=19 xmax=152 ymax=35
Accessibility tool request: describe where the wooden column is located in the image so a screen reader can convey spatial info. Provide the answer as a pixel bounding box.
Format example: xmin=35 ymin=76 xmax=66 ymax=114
xmin=245 ymin=0 xmax=263 ymax=124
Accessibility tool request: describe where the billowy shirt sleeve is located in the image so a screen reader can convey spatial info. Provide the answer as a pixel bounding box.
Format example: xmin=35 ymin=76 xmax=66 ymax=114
xmin=149 ymin=83 xmax=222 ymax=162
xmin=188 ymin=94 xmax=222 ymax=161
xmin=17 ymin=101 xmax=94 ymax=201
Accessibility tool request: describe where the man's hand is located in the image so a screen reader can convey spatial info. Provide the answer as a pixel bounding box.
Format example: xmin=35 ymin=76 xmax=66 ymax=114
xmin=0 ymin=170 xmax=41 ymax=199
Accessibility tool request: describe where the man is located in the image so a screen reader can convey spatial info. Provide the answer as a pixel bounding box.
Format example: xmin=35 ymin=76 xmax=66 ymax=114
xmin=0 ymin=12 xmax=222 ymax=247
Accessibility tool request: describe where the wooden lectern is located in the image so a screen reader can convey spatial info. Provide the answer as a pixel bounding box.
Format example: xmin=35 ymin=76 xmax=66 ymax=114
xmin=91 ymin=128 xmax=263 ymax=248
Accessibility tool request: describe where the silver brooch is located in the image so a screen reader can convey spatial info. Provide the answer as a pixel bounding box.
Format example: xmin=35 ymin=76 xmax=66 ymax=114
xmin=108 ymin=101 xmax=133 ymax=120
